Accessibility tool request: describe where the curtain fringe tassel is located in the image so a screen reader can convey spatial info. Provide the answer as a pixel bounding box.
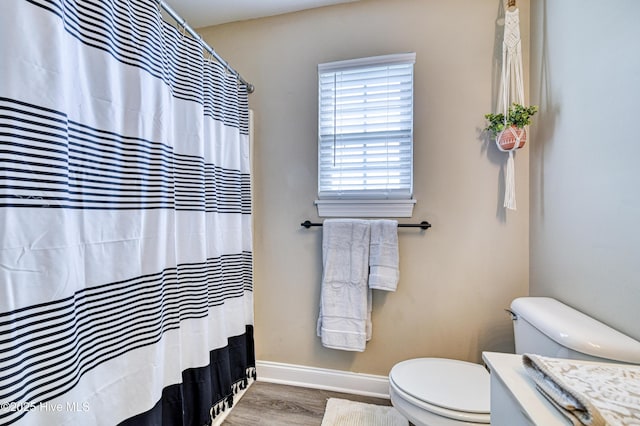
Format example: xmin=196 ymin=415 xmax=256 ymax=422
xmin=209 ymin=366 xmax=257 ymax=422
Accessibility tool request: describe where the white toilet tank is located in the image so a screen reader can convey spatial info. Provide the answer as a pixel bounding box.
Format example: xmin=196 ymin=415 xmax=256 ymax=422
xmin=510 ymin=297 xmax=640 ymax=364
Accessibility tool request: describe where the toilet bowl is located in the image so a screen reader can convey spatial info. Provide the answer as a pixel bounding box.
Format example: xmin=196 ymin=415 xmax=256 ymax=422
xmin=389 ymin=358 xmax=490 ymax=426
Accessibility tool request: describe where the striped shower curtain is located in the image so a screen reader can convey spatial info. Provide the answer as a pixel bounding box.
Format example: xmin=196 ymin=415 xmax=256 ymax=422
xmin=0 ymin=1 xmax=254 ymax=425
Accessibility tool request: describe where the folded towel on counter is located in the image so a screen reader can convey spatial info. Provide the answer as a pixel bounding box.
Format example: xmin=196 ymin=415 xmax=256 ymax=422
xmin=317 ymin=219 xmax=371 ymax=352
xmin=522 ymin=353 xmax=640 ymax=426
xmin=368 ymin=219 xmax=399 ymax=291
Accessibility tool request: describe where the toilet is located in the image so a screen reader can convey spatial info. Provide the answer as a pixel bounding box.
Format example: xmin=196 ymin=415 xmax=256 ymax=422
xmin=389 ymin=297 xmax=640 ymax=426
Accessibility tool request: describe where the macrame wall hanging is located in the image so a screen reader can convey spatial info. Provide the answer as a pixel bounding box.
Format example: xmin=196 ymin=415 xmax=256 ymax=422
xmin=500 ymin=0 xmax=523 ymax=210
xmin=490 ymin=0 xmax=536 ymax=210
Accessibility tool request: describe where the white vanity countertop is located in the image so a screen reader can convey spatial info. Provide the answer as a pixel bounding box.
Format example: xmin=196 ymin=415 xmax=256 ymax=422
xmin=482 ymin=352 xmax=570 ymax=426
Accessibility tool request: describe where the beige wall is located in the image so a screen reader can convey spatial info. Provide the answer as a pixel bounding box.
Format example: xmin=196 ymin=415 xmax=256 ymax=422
xmin=529 ymin=1 xmax=640 ymax=340
xmin=201 ymin=0 xmax=530 ymax=376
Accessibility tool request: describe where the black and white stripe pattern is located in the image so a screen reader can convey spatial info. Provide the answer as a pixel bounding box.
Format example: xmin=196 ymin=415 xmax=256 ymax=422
xmin=1 ymin=0 xmax=253 ymax=424
xmin=27 ymin=0 xmax=250 ymax=134
xmin=0 ymin=97 xmax=251 ymax=212
xmin=0 ymin=252 xmax=252 ymax=425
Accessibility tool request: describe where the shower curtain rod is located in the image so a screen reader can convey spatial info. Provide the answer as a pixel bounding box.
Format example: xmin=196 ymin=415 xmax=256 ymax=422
xmin=157 ymin=0 xmax=255 ymax=93
xmin=301 ymin=220 xmax=432 ymax=230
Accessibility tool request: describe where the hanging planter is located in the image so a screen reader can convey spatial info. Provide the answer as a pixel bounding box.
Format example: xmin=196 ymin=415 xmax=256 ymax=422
xmin=486 ymin=1 xmax=536 ymax=211
xmin=484 ymin=103 xmax=537 ymax=210
xmin=496 ymin=125 xmax=527 ymax=151
xmin=484 ymin=103 xmax=537 ymax=151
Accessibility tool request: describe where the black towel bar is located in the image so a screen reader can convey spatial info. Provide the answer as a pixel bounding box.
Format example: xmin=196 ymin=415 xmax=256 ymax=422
xmin=301 ymin=220 xmax=431 ymax=230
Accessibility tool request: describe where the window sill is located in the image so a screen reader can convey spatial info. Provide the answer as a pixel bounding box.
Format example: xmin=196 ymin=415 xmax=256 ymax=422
xmin=314 ymin=199 xmax=416 ymax=218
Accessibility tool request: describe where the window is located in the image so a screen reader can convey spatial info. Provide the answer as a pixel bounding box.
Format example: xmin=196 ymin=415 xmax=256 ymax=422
xmin=316 ymin=53 xmax=416 ymax=217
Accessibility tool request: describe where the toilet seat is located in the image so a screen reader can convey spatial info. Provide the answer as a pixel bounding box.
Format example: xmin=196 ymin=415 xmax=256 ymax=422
xmin=389 ymin=358 xmax=490 ymax=424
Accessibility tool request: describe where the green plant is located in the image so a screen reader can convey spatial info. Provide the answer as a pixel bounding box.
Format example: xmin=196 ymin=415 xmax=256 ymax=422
xmin=484 ymin=103 xmax=538 ymax=136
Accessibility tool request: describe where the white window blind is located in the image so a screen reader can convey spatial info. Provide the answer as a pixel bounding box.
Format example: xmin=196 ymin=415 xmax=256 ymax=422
xmin=318 ymin=53 xmax=415 ymax=200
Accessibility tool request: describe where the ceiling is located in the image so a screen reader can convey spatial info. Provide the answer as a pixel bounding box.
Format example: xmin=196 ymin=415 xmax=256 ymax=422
xmin=162 ymin=0 xmax=360 ymax=28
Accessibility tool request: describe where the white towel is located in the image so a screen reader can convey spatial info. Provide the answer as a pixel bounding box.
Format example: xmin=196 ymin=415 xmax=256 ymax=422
xmin=317 ymin=219 xmax=371 ymax=352
xmin=522 ymin=354 xmax=640 ymax=426
xmin=368 ymin=220 xmax=399 ymax=291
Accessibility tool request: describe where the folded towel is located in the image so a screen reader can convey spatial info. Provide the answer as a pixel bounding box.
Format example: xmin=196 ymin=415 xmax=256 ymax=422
xmin=368 ymin=220 xmax=399 ymax=291
xmin=317 ymin=219 xmax=371 ymax=352
xmin=522 ymin=353 xmax=640 ymax=426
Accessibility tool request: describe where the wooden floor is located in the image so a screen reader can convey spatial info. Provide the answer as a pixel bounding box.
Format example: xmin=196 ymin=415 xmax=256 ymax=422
xmin=222 ymin=381 xmax=392 ymax=425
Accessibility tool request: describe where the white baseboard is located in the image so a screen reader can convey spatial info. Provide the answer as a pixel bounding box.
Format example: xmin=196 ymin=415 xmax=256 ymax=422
xmin=255 ymin=360 xmax=390 ymax=399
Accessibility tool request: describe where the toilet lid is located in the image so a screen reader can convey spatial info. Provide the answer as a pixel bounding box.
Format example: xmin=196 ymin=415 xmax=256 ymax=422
xmin=389 ymin=358 xmax=490 ymax=414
